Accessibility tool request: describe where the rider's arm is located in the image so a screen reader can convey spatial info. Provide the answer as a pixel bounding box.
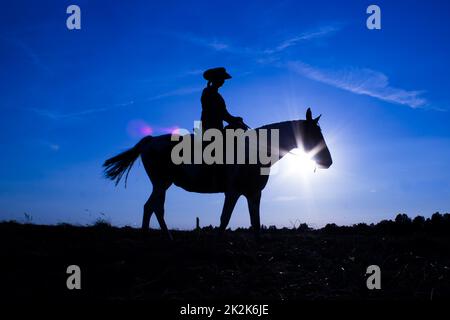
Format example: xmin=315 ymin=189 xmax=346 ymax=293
xmin=223 ymin=108 xmax=238 ymax=124
xmin=219 ymin=93 xmax=243 ymax=125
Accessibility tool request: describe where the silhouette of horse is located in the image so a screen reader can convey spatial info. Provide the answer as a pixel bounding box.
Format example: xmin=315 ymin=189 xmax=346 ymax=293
xmin=103 ymin=108 xmax=332 ymax=239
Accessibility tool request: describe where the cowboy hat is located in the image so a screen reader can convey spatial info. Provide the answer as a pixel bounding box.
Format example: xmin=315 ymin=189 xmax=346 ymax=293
xmin=203 ymin=67 xmax=232 ymax=81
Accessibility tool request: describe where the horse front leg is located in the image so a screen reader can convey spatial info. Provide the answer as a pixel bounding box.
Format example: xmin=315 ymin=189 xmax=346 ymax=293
xmin=246 ymin=191 xmax=261 ymax=239
xmin=218 ymin=192 xmax=240 ymax=234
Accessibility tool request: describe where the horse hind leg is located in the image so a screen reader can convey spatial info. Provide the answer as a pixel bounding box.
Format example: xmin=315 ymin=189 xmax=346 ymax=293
xmin=141 ymin=187 xmax=171 ymax=239
xmin=142 ymin=194 xmax=155 ymax=230
xmin=152 ymin=188 xmax=173 ymax=240
xmin=155 ymin=209 xmax=172 ymax=240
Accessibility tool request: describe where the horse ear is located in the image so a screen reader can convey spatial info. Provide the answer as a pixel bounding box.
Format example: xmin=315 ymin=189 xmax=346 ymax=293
xmin=306 ymin=108 xmax=312 ymax=121
xmin=313 ymin=114 xmax=322 ymax=124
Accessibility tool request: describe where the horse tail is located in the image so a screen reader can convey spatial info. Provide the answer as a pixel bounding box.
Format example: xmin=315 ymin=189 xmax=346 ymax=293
xmin=103 ymin=136 xmax=152 ymax=187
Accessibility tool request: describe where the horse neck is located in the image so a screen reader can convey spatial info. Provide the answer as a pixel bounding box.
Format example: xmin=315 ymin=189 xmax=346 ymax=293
xmin=258 ymin=120 xmax=304 ymax=160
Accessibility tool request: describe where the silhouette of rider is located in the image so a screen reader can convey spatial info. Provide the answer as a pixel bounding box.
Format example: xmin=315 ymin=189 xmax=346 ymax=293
xmin=197 ymin=67 xmax=246 ymax=190
xmin=201 ymin=67 xmax=246 ymax=131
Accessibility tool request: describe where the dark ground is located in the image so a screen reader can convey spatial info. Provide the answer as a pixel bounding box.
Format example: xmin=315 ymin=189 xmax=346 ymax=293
xmin=1 ymin=221 xmax=449 ymax=302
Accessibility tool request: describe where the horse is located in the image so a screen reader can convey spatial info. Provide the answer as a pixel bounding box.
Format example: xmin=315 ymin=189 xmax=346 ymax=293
xmin=103 ymin=108 xmax=332 ymax=239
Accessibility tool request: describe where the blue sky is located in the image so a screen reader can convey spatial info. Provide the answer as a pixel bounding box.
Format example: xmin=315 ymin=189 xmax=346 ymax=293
xmin=1 ymin=0 xmax=450 ymax=228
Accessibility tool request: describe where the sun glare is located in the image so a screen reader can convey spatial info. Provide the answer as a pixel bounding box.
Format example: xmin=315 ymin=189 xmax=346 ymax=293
xmin=279 ymin=148 xmax=317 ymax=176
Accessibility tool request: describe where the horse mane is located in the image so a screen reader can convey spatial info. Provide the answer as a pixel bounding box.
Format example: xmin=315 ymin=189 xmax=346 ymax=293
xmin=255 ymin=119 xmax=303 ymax=130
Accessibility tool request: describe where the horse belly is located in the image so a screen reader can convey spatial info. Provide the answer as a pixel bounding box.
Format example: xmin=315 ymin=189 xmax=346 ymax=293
xmin=172 ymin=164 xmax=226 ymax=193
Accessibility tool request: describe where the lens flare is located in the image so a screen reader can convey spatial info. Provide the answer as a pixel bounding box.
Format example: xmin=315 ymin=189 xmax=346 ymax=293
xmin=127 ymin=120 xmax=153 ymax=138
xmin=127 ymin=121 xmax=184 ymax=137
xmin=160 ymin=126 xmax=181 ymax=135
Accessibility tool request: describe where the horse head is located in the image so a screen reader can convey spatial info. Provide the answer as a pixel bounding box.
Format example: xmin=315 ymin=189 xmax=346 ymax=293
xmin=301 ymin=108 xmax=332 ymax=169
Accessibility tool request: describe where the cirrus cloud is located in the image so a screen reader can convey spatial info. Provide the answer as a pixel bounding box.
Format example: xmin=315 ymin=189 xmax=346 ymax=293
xmin=288 ymin=61 xmax=427 ymax=109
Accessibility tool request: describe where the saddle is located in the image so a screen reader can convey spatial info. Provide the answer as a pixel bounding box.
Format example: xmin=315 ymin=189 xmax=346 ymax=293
xmin=172 ymin=123 xmax=249 ymax=193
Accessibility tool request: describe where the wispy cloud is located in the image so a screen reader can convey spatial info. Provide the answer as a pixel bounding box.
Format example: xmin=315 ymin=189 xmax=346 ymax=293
xmin=149 ymin=86 xmax=202 ymax=100
xmin=1 ymin=36 xmax=51 ymax=73
xmin=288 ymin=61 xmax=427 ymax=108
xmin=28 ymin=106 xmax=112 ymax=120
xmin=264 ymin=26 xmax=340 ymax=54
xmin=182 ymin=34 xmax=230 ymax=51
xmin=39 ymin=140 xmax=60 ymax=151
xmin=176 ymin=33 xmax=258 ymax=55
xmin=181 ymin=69 xmax=204 ymax=76
xmin=173 ymin=26 xmax=431 ymax=110
xmin=174 ymin=25 xmax=341 ymax=57
xmin=28 ymin=86 xmax=202 ymax=120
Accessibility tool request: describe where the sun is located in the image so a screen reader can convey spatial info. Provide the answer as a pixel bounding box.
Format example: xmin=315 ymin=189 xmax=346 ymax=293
xmin=270 ymin=147 xmax=317 ymax=191
xmin=283 ymin=148 xmax=317 ymax=174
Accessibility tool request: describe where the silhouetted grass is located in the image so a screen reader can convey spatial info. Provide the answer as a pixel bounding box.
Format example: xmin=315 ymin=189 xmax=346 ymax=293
xmin=0 ymin=213 xmax=449 ymax=301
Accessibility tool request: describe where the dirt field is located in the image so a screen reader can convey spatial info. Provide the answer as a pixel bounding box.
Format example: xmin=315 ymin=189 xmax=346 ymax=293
xmin=1 ymin=221 xmax=449 ymax=301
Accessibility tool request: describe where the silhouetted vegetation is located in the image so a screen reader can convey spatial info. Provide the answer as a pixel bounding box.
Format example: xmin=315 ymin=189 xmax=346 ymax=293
xmin=93 ymin=218 xmax=112 ymax=228
xmin=1 ymin=212 xmax=449 ymax=301
xmin=319 ymin=212 xmax=450 ymax=235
